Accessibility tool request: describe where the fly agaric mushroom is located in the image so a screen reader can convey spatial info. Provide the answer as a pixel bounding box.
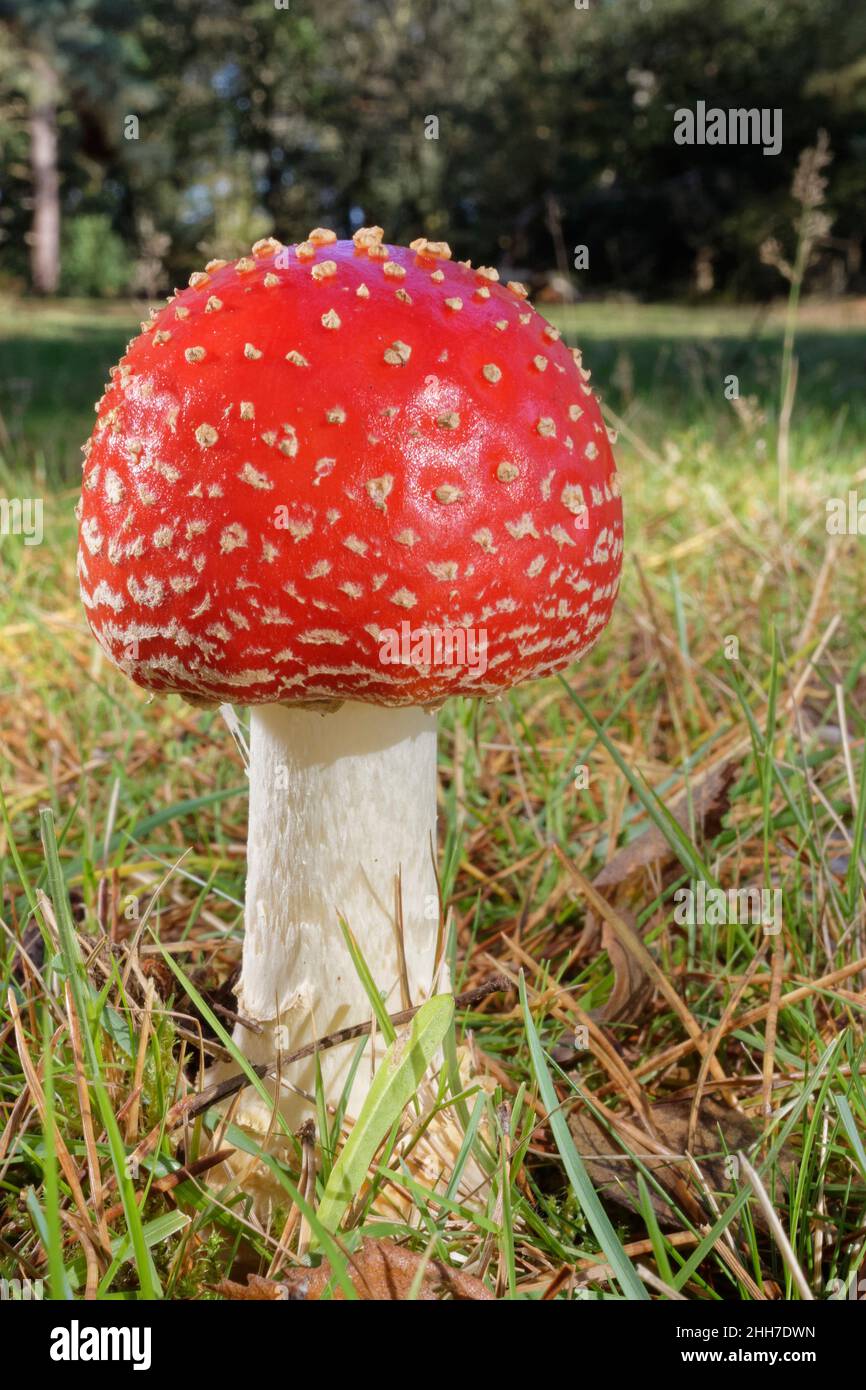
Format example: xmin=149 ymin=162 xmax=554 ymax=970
xmin=77 ymin=227 xmax=623 ymax=1166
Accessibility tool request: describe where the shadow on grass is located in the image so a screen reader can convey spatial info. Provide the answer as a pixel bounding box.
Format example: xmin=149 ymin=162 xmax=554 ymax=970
xmin=1 ymin=307 xmax=864 ymax=484
xmin=554 ymin=325 xmax=866 ymax=436
xmin=0 ymin=320 xmax=134 ymax=481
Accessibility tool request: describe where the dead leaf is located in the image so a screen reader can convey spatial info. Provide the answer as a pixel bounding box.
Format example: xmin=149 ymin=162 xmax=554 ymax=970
xmin=590 ymin=905 xmax=655 ymax=1025
xmin=569 ymin=1098 xmax=793 ymax=1230
xmin=214 ymin=1273 xmax=289 ymax=1300
xmin=592 ymin=761 xmax=738 ymax=896
xmin=216 ymin=1239 xmax=494 ymax=1301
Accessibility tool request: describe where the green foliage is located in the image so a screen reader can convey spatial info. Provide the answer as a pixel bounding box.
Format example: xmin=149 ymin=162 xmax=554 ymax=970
xmin=2 ymin=0 xmax=866 ymax=297
xmin=520 ymin=973 xmax=647 ymax=1300
xmin=315 ymin=995 xmax=455 ymax=1237
xmin=60 ymin=213 xmax=133 ymax=298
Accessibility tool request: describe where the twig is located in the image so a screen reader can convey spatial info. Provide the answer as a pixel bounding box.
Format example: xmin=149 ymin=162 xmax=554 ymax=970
xmin=178 ymin=975 xmax=508 ymax=1126
xmin=553 ymin=846 xmax=733 ymax=1093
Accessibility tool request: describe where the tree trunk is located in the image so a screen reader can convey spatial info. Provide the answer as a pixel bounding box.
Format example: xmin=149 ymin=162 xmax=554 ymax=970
xmin=29 ymin=50 xmax=60 ymax=295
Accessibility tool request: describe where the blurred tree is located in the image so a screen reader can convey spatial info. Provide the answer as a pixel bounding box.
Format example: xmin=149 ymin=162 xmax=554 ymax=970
xmin=0 ymin=0 xmax=150 ymax=292
xmin=0 ymin=1 xmax=64 ymax=291
xmin=0 ymin=0 xmax=864 ymax=298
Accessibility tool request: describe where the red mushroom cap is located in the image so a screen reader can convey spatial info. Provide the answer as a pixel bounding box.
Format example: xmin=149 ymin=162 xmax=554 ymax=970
xmin=77 ymin=229 xmax=623 ymax=707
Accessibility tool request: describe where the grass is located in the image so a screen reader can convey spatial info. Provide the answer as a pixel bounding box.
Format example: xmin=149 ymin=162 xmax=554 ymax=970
xmin=1 ymin=290 xmax=865 ymax=1300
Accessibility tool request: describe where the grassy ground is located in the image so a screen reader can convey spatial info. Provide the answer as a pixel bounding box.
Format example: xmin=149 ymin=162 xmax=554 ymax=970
xmin=1 ymin=292 xmax=865 ymax=1300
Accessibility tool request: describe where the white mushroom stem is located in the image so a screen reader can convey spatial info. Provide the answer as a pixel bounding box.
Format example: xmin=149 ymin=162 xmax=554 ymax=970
xmin=230 ymin=700 xmax=444 ymax=1137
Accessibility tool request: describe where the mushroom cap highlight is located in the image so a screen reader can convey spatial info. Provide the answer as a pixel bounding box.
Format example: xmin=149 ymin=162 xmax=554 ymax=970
xmin=77 ymin=230 xmax=623 ymax=706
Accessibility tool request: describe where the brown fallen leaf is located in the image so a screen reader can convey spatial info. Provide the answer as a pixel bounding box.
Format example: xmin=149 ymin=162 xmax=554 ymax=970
xmin=589 ymin=904 xmax=654 ymax=1026
xmin=215 ymin=1238 xmax=494 ymax=1301
xmin=592 ymin=761 xmax=738 ymax=896
xmin=213 ymin=1273 xmax=289 ymax=1300
xmin=569 ymin=1097 xmax=793 ymax=1230
xmin=581 ymin=761 xmax=738 ymax=1024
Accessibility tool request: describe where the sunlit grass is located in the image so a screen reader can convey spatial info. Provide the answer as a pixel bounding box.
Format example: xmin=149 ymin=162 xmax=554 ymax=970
xmin=1 ymin=295 xmax=865 ymax=1299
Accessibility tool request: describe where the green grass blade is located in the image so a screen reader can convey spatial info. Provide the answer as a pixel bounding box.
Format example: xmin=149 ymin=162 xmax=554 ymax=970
xmin=835 ymin=1092 xmax=866 ymax=1181
xmin=315 ymin=993 xmax=454 ymax=1237
xmin=519 ymin=972 xmax=648 ymax=1300
xmin=561 ymin=686 xmax=720 ymax=889
xmin=39 ymin=1008 xmax=69 ymax=1300
xmin=92 ymin=1212 xmax=191 ymax=1297
xmin=155 ymin=940 xmax=297 ymax=1146
xmin=39 ymin=808 xmax=159 ymax=1299
xmin=337 ymin=915 xmax=396 ymax=1043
